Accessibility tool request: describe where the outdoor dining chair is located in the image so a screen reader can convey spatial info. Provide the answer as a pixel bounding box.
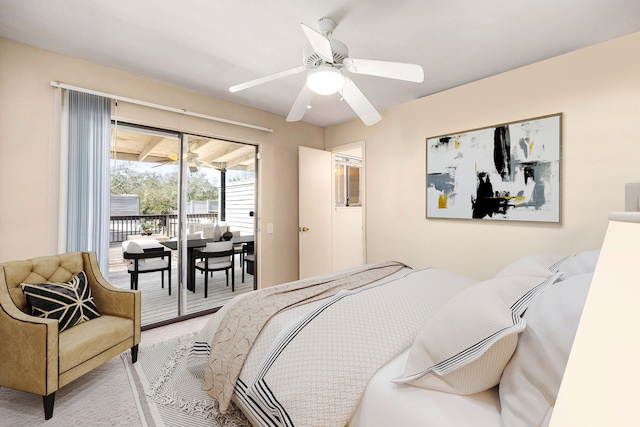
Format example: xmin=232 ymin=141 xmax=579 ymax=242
xmin=123 ymin=241 xmax=172 ymax=295
xmin=193 ymin=241 xmax=235 ymax=297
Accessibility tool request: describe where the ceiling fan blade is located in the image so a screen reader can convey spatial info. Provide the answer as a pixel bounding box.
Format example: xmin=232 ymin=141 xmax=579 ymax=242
xmin=152 ymin=159 xmax=176 ymax=168
xmin=343 ymin=58 xmax=424 ymax=83
xmin=286 ymin=85 xmax=314 ymax=122
xmin=198 ymin=159 xmax=227 ymax=172
xmin=300 ymin=22 xmax=334 ymax=63
xmin=229 ymin=65 xmax=307 ymax=93
xmin=341 ymin=80 xmax=382 ymax=126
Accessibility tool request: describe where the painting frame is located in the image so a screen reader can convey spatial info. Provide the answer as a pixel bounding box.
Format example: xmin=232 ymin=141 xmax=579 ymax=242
xmin=426 ymin=113 xmax=562 ymax=223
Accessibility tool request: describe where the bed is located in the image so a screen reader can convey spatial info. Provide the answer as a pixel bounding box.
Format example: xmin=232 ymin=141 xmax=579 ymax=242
xmin=187 ymin=250 xmax=599 ymax=427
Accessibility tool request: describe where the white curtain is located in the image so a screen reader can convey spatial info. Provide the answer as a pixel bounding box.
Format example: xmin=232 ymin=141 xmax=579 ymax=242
xmin=65 ymin=90 xmax=111 ymax=272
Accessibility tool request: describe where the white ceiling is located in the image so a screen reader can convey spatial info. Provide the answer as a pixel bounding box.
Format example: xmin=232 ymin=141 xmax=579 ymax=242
xmin=1 ymin=0 xmax=639 ymax=127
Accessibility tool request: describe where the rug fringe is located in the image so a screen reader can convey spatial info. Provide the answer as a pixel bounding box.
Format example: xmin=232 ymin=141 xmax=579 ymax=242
xmin=146 ymin=339 xmax=219 ymax=419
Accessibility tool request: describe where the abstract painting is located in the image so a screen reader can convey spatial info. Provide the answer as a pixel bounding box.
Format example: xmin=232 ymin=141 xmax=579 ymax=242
xmin=426 ymin=113 xmax=561 ymax=222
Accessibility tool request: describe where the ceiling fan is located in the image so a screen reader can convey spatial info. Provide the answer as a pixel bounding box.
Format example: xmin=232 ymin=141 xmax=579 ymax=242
xmin=229 ymin=17 xmax=424 ymax=126
xmin=154 ymin=143 xmax=226 ymax=173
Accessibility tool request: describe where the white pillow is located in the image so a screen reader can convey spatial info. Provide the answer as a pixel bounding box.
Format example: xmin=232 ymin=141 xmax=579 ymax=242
xmin=494 ymin=254 xmax=567 ymax=278
xmin=556 ymin=249 xmax=600 ymax=280
xmin=126 ymin=241 xmax=144 ymax=254
xmin=125 ymin=240 xmax=145 ymax=265
xmin=499 ymin=273 xmax=592 ymax=427
xmin=394 ymin=273 xmax=560 ymax=395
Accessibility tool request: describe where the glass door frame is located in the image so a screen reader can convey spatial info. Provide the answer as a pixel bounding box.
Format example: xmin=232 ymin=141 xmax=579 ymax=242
xmin=110 ymin=121 xmax=258 ymax=327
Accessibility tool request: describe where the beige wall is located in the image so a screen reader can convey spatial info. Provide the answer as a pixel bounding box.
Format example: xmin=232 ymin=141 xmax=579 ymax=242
xmin=325 ymin=31 xmax=640 ymax=280
xmin=0 ymin=38 xmax=325 ymax=287
xmin=2 ymin=31 xmax=640 ymax=285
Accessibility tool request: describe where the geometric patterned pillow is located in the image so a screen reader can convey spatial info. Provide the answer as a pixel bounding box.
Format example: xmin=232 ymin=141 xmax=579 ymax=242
xmin=20 ymin=271 xmax=101 ymax=332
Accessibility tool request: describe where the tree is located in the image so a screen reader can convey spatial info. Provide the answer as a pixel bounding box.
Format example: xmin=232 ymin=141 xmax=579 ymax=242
xmin=111 ymin=162 xmax=219 ymax=214
xmin=228 ymin=170 xmax=255 ymax=182
xmin=110 ymin=163 xmax=146 ymax=195
xmin=187 ymin=172 xmax=217 ymax=201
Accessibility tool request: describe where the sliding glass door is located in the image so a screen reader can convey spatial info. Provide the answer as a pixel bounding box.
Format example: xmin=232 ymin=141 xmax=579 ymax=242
xmin=109 ymin=123 xmax=257 ymax=327
xmin=182 ymin=134 xmax=257 ymax=316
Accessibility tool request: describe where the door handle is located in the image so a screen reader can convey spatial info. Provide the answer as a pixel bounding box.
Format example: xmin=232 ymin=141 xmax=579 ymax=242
xmin=299 ymin=227 xmax=309 ymax=232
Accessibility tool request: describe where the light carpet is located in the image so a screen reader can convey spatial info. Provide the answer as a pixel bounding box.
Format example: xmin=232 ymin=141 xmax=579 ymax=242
xmin=0 ymin=356 xmax=142 ymax=427
xmin=122 ymin=334 xmax=250 ymax=427
xmin=0 ymin=314 xmax=250 ymax=427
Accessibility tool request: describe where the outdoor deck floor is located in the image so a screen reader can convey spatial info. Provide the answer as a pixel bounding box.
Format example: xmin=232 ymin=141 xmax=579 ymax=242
xmin=108 ymin=244 xmax=254 ymax=327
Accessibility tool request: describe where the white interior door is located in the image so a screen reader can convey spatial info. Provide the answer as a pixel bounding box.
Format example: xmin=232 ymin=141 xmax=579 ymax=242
xmin=332 ymin=145 xmax=365 ymax=271
xmin=298 ymin=146 xmax=332 ymax=279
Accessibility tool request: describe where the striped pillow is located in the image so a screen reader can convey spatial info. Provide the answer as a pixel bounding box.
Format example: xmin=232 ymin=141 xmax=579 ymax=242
xmin=393 ymin=273 xmax=560 ymax=394
xmin=494 ymin=254 xmax=568 ymax=278
xmin=21 ymin=271 xmax=101 ymax=332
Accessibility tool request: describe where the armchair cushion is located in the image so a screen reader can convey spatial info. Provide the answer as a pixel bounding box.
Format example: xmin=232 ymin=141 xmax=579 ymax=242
xmin=20 ymin=271 xmax=101 ymax=332
xmin=58 ymin=315 xmax=133 ymax=373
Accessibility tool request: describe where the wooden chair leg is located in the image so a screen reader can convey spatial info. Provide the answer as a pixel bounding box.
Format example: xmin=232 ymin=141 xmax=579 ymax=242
xmin=204 ymin=263 xmax=209 ymax=298
xmin=43 ymin=392 xmax=55 ymax=420
xmin=131 ymin=344 xmax=139 ymax=363
xmin=168 ymin=262 xmax=171 ymax=296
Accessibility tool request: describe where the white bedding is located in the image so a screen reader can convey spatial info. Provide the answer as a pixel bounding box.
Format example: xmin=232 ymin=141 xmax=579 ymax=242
xmin=235 ymin=349 xmax=501 ymax=427
xmin=194 ymin=251 xmax=598 ymax=427
xmin=238 ymin=268 xmax=478 ymax=426
xmin=195 ymin=265 xmax=482 ymax=426
xmin=348 ymin=350 xmax=501 ymax=427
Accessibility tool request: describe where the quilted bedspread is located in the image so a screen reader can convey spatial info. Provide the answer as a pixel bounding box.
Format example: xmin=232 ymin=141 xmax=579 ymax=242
xmin=225 ymin=267 xmax=478 ymax=426
xmin=202 ymin=261 xmax=409 ymax=414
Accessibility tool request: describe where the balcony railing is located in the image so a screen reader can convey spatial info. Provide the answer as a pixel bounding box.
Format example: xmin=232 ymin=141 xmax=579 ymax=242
xmin=110 ymin=213 xmax=218 ymax=243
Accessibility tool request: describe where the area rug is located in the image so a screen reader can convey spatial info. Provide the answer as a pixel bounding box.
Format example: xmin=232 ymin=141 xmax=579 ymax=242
xmin=122 ymin=334 xmax=251 ymax=427
xmin=0 ymin=356 xmax=142 ymax=427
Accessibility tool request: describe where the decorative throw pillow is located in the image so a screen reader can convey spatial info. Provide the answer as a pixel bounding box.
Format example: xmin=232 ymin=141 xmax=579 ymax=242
xmin=21 ymin=271 xmax=101 ymax=332
xmin=393 ymin=273 xmax=560 ymax=395
xmin=499 ymin=273 xmax=592 ymax=427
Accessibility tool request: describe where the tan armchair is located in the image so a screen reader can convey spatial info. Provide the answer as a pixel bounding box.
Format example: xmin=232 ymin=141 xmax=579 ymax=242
xmin=0 ymin=251 xmax=141 ymax=419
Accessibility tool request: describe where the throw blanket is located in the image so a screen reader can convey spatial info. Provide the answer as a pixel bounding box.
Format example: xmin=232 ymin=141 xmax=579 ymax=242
xmin=202 ymin=261 xmax=408 ymax=413
xmin=236 ymin=268 xmax=478 ymax=426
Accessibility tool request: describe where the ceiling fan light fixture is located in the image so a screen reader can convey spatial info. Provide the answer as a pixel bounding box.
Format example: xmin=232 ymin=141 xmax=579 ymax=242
xmin=306 ymin=66 xmax=344 ymax=95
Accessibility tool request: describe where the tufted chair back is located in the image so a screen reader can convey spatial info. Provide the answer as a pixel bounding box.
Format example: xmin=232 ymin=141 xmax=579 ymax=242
xmin=3 ymin=252 xmax=84 ymax=314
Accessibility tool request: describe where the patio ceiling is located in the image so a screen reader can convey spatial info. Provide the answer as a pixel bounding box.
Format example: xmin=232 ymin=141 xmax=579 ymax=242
xmin=111 ymin=128 xmax=255 ymax=172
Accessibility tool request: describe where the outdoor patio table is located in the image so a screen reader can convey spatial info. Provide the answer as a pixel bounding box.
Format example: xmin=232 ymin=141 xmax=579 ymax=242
xmin=161 ymin=235 xmax=254 ymax=292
